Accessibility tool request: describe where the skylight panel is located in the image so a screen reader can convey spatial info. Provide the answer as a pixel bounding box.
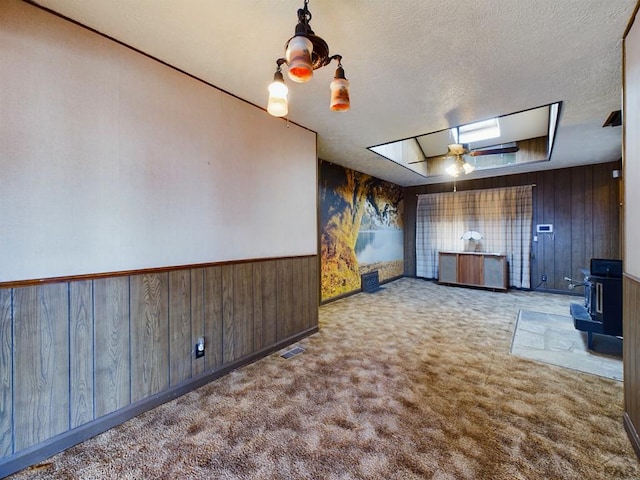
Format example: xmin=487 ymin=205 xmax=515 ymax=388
xmin=457 ymin=118 xmax=500 ymax=144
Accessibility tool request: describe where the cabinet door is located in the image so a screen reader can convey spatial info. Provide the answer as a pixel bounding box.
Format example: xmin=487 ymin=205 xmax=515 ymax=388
xmin=439 ymin=253 xmax=457 ymax=283
xmin=483 ymin=256 xmax=507 ymax=289
xmin=458 ymin=254 xmax=483 ymax=285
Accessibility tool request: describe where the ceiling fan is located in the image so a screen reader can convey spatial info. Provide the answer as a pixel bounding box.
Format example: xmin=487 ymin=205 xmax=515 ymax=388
xmin=409 ymin=143 xmax=520 ymax=173
xmin=444 ymin=142 xmax=519 ymax=177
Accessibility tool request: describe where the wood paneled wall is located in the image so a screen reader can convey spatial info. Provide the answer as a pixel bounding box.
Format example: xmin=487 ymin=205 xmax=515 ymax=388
xmin=404 ymin=162 xmax=621 ymax=292
xmin=0 ymin=256 xmax=318 ymax=473
xmin=624 ymin=273 xmax=640 ymax=457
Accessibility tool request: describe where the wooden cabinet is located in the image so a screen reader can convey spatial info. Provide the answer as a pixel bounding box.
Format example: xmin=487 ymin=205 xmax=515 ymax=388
xmin=438 ymin=252 xmax=508 ymax=290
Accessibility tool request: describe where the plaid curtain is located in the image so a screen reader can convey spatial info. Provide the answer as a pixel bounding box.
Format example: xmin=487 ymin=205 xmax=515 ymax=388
xmin=416 ymin=185 xmax=533 ymax=288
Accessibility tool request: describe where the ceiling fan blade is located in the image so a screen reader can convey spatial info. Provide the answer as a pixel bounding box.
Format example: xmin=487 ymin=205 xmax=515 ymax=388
xmin=408 ymin=153 xmax=451 ymax=164
xmin=408 ymin=145 xmax=517 ymax=164
xmin=469 ymin=146 xmax=519 ymax=156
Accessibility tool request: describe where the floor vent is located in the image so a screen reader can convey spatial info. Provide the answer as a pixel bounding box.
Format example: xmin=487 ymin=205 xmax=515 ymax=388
xmin=280 ymin=345 xmax=305 ymax=359
xmin=361 ymin=271 xmax=381 ymax=293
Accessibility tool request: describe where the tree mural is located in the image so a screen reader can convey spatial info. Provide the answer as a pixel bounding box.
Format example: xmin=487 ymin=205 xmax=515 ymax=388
xmin=319 ymin=161 xmax=403 ymax=301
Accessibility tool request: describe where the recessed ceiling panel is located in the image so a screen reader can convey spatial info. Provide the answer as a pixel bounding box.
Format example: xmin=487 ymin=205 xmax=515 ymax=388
xmin=368 ymin=103 xmax=559 ymax=178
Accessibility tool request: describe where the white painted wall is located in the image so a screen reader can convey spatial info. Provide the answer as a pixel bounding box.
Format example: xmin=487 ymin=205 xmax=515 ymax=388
xmin=0 ymin=1 xmax=317 ymax=283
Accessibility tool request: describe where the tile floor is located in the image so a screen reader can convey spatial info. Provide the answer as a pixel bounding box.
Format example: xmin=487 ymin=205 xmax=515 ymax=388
xmin=511 ymin=309 xmax=623 ymax=381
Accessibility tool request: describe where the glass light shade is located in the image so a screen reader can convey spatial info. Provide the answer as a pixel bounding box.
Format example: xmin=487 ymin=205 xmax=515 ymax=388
xmin=447 ymin=156 xmax=465 ymax=177
xmin=463 ymin=161 xmax=475 ymax=174
xmin=461 ymin=230 xmax=482 ymax=240
xmin=329 ymin=77 xmax=350 ymax=111
xmin=285 ymin=35 xmax=313 ymax=83
xmin=446 ymin=163 xmax=462 ymax=177
xmin=267 ymin=80 xmax=289 ymax=117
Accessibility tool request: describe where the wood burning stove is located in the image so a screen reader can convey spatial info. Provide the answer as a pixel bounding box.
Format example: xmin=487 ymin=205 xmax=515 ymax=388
xmin=570 ymin=259 xmax=622 ymax=349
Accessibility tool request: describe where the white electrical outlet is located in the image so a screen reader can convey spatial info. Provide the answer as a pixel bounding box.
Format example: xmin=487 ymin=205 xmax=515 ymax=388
xmin=195 ymin=337 xmax=205 ymax=358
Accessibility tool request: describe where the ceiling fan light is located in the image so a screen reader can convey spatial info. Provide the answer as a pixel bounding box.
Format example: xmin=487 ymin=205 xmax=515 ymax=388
xmin=446 ymin=162 xmax=462 ymax=177
xmin=285 ymin=35 xmax=314 ymax=83
xmin=329 ymin=65 xmax=350 ymax=111
xmin=463 ymin=161 xmax=475 ymax=174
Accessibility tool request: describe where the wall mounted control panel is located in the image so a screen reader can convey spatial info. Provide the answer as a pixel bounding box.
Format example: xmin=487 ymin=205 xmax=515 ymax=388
xmin=536 ymin=224 xmax=553 ymax=233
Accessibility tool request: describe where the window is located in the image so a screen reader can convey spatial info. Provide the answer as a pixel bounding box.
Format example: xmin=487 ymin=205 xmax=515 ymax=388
xmin=457 ymin=118 xmax=500 ymax=144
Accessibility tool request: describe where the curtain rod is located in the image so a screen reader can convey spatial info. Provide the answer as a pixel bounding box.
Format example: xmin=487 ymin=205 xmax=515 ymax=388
xmin=415 ymin=183 xmax=536 ymax=196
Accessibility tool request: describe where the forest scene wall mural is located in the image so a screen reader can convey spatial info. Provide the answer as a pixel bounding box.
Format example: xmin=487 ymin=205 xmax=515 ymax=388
xmin=319 ymin=160 xmax=404 ymax=301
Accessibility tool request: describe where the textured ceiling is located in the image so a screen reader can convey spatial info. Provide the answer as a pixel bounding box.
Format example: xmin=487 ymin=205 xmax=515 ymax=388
xmin=33 ymin=0 xmax=634 ymax=187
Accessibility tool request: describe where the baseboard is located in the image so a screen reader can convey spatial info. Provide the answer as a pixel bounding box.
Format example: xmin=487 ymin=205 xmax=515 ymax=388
xmin=0 ymin=326 xmax=318 ymax=479
xmin=526 ymin=285 xmax=582 ymax=296
xmin=624 ymin=412 xmax=640 ymax=460
xmin=321 ymin=275 xmax=404 ymax=305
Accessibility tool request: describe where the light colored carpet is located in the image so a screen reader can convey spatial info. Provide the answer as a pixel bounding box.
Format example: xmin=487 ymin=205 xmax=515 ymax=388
xmin=511 ymin=310 xmax=623 ymax=381
xmin=8 ymin=278 xmax=639 ymax=479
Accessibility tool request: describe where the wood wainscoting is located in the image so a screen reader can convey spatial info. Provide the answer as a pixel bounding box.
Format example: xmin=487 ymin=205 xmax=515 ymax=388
xmin=624 ymin=272 xmax=640 ymax=458
xmin=0 ymin=256 xmax=318 ymax=476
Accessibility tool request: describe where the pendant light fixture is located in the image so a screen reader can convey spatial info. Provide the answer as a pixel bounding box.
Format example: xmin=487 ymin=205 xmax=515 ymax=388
xmin=267 ymin=0 xmax=350 ymax=117
xmin=267 ymin=60 xmax=289 ymax=117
